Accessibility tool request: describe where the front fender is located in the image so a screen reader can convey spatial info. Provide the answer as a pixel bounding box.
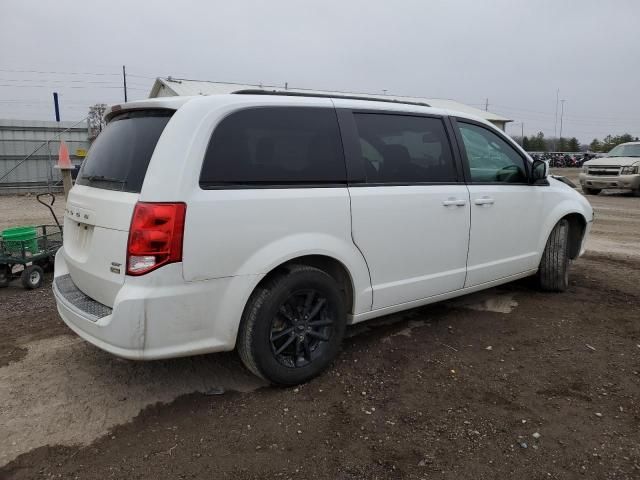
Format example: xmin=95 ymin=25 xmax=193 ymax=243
xmin=536 ymin=193 xmax=592 ymax=260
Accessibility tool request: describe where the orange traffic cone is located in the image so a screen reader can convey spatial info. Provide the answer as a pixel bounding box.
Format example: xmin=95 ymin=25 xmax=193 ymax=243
xmin=57 ymin=139 xmax=72 ymax=170
xmin=56 ymin=137 xmax=74 ymax=199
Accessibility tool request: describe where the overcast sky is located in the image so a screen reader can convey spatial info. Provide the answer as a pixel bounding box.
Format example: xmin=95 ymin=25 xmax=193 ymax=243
xmin=2 ymin=0 xmax=639 ymax=142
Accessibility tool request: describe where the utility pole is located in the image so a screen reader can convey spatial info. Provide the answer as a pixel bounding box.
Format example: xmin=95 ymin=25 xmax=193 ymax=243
xmin=122 ymin=65 xmax=128 ymax=102
xmin=559 ymin=99 xmax=565 ymax=150
xmin=484 ymin=98 xmax=489 ymax=111
xmin=553 ymin=89 xmax=559 ymax=150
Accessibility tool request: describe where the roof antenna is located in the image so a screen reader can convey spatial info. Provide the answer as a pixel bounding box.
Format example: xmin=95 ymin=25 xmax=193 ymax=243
xmin=382 ymin=89 xmax=387 ymax=95
xmin=285 ymin=82 xmax=288 ymax=90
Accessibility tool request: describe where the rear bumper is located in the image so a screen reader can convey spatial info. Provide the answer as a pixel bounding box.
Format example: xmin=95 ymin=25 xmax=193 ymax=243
xmin=53 ymin=249 xmax=263 ymax=360
xmin=579 ymin=173 xmax=640 ymax=190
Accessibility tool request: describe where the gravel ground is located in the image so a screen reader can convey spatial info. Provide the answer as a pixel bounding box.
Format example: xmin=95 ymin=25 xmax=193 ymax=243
xmin=0 ymin=176 xmax=639 ymax=479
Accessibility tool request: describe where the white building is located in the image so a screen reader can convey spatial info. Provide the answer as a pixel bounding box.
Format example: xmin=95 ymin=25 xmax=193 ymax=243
xmin=148 ymin=77 xmax=512 ymax=131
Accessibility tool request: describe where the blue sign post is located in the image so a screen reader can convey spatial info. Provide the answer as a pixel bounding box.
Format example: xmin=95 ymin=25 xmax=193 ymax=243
xmin=53 ymin=92 xmax=60 ymax=122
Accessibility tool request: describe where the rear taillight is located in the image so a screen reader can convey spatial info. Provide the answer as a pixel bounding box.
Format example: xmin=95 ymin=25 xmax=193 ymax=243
xmin=126 ymin=202 xmax=186 ymax=275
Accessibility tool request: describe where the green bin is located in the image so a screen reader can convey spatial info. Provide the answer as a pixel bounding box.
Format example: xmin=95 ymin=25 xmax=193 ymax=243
xmin=2 ymin=226 xmax=38 ymax=255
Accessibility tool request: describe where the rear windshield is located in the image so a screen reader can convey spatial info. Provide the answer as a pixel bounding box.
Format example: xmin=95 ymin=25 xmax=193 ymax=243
xmin=76 ymin=109 xmax=173 ymax=192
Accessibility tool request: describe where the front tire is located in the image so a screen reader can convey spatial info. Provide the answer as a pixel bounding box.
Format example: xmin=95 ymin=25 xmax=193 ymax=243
xmin=237 ymin=265 xmax=346 ymax=386
xmin=537 ymin=219 xmax=571 ymax=292
xmin=582 ymin=187 xmax=601 ymax=195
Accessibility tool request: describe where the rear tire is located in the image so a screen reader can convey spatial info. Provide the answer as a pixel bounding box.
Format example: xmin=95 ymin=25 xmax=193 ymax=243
xmin=237 ymin=265 xmax=346 ymax=386
xmin=582 ymin=187 xmax=601 ymax=195
xmin=537 ymin=219 xmax=571 ymax=292
xmin=21 ymin=265 xmax=44 ymax=289
xmin=37 ymin=258 xmax=54 ymax=272
xmin=0 ymin=265 xmax=11 ymax=288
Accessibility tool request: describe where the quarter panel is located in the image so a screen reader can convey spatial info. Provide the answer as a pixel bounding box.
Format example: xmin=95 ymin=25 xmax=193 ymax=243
xmin=182 ymin=187 xmax=372 ymax=315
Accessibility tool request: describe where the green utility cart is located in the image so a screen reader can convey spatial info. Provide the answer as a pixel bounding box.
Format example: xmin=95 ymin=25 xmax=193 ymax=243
xmin=0 ymin=194 xmax=63 ymax=289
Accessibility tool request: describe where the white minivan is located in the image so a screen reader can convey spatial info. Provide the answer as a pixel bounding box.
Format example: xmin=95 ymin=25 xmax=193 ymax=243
xmin=54 ymin=92 xmax=593 ymax=385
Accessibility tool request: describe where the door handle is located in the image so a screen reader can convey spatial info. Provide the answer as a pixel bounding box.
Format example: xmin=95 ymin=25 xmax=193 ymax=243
xmin=442 ymin=198 xmax=467 ymax=207
xmin=474 ymin=196 xmax=495 ymax=206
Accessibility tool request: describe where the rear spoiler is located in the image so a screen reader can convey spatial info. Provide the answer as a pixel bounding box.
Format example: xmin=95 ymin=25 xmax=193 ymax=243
xmin=104 ymin=97 xmax=191 ymax=122
xmin=104 ymin=106 xmax=176 ymax=123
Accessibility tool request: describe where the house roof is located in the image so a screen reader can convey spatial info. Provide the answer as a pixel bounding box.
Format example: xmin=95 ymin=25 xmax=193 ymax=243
xmin=148 ymin=77 xmax=512 ymax=124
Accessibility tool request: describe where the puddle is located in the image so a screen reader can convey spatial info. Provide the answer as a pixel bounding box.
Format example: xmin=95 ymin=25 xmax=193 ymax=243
xmin=0 ymin=335 xmax=265 ymax=465
xmin=391 ymin=320 xmax=426 ymax=337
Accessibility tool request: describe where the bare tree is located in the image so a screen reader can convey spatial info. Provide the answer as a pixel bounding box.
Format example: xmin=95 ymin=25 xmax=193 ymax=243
xmin=87 ymin=103 xmax=107 ymax=140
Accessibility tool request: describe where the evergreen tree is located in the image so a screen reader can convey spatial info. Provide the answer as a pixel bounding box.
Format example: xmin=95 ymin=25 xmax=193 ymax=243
xmin=589 ymin=139 xmax=601 ymax=152
xmin=567 ymin=137 xmax=580 ymax=152
xmin=557 ymin=137 xmax=568 ymax=152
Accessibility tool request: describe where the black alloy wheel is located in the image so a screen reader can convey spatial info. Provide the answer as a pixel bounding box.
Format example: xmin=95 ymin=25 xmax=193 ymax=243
xmin=269 ymin=289 xmax=335 ymax=368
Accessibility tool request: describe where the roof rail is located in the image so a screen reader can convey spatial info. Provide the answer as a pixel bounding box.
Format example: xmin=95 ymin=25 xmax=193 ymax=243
xmin=233 ymin=89 xmax=431 ymax=108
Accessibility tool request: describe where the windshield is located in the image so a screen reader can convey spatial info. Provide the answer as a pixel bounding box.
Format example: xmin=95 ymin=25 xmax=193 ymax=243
xmin=607 ymin=143 xmax=640 ymax=157
xmin=76 ymin=109 xmax=174 ymax=192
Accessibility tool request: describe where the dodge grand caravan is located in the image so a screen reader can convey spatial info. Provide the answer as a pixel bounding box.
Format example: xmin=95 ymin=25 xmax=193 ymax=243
xmin=53 ymin=92 xmax=593 ymax=385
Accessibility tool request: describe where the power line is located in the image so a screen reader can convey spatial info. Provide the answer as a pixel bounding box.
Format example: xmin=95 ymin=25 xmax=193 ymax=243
xmin=127 ymin=73 xmax=158 ymax=80
xmin=0 ymin=78 xmax=146 ymax=86
xmin=491 ymin=103 xmax=640 ymax=122
xmin=0 ymin=84 xmax=148 ymax=91
xmin=0 ymin=68 xmax=121 ymax=76
xmin=0 ymin=68 xmax=158 ymax=81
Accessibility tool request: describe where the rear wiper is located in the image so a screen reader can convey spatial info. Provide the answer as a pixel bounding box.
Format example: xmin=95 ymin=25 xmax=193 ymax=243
xmin=83 ymin=175 xmax=125 ymax=184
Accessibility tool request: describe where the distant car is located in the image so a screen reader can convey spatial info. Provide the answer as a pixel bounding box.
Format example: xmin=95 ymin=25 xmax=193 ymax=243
xmin=53 ymin=93 xmax=593 ymax=385
xmin=580 ymin=142 xmax=640 ymax=195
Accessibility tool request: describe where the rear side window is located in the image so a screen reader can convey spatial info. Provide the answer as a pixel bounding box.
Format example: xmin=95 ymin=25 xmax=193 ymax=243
xmin=353 ymin=113 xmax=457 ymax=183
xmin=200 ymin=107 xmax=346 ymax=187
xmin=76 ymin=110 xmax=173 ymax=193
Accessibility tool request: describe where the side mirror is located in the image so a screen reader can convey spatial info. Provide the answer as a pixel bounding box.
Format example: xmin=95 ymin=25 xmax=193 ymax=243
xmin=531 ymin=159 xmax=549 ymax=184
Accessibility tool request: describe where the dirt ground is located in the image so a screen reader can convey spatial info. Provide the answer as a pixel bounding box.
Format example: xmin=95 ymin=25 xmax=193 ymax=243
xmin=1 ymin=174 xmax=639 ymax=479
xmin=0 ymin=193 xmax=65 ymax=232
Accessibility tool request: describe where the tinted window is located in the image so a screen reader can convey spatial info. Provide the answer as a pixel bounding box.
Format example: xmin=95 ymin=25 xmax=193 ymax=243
xmin=200 ymin=107 xmax=346 ymax=187
xmin=458 ymin=122 xmax=527 ymax=183
xmin=76 ymin=110 xmax=173 ymax=193
xmin=353 ymin=114 xmax=456 ymax=183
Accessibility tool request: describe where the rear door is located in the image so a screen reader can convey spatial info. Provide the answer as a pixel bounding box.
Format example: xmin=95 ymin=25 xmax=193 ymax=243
xmin=63 ymin=109 xmax=173 ymax=306
xmin=452 ymin=119 xmax=544 ymax=287
xmin=341 ymin=110 xmax=470 ymax=309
